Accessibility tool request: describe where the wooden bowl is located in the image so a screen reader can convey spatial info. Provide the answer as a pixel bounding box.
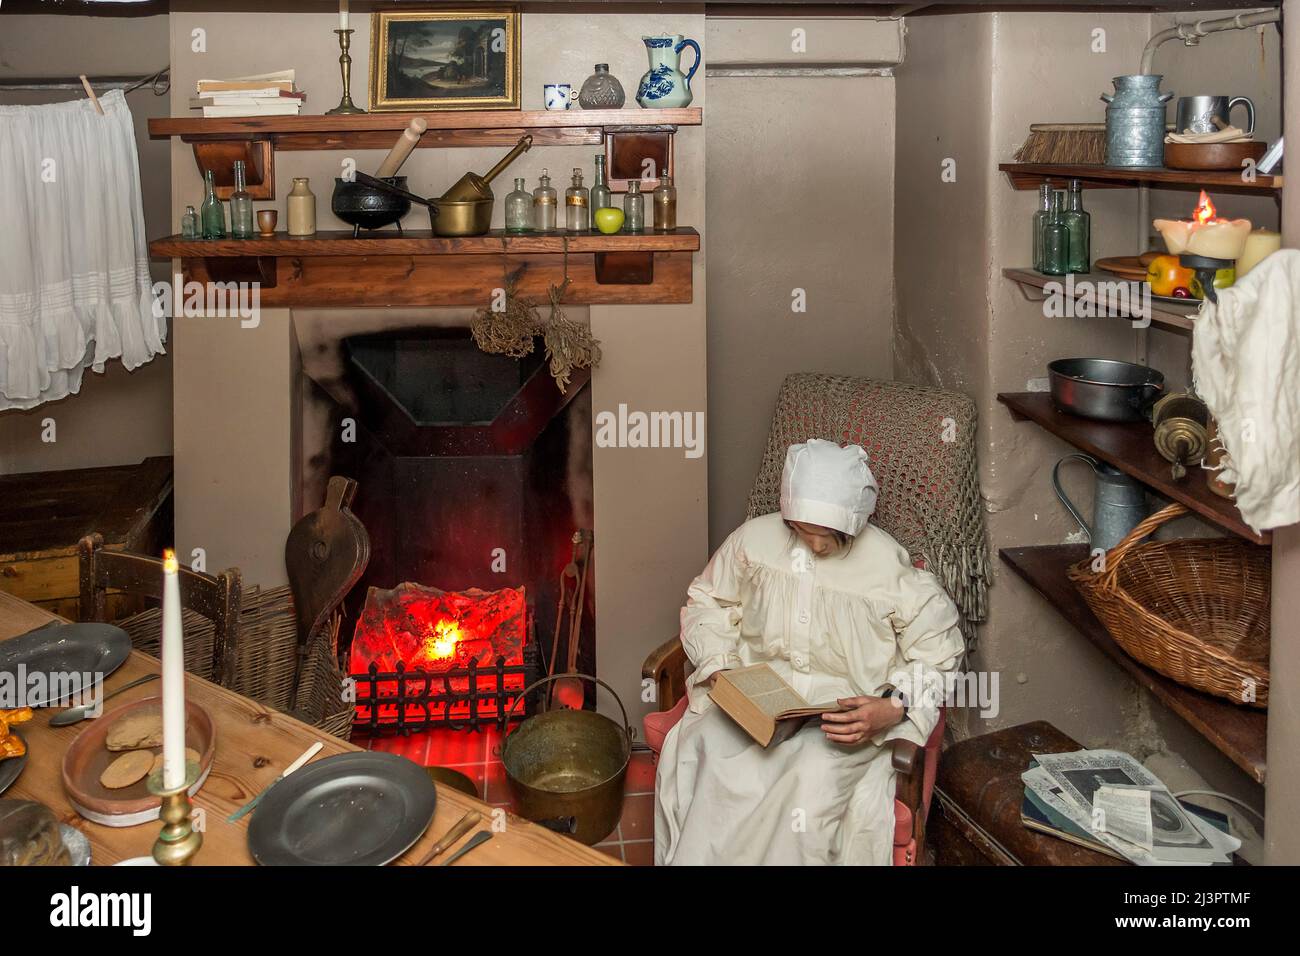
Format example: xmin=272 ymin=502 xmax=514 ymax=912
xmin=62 ymin=696 xmax=215 ymax=827
xmin=1164 ymin=141 xmax=1266 ymax=171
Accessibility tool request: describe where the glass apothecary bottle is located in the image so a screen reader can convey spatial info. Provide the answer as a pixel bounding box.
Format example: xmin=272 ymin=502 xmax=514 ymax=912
xmin=1062 ymin=178 xmax=1091 ymax=274
xmin=533 ymin=168 xmax=557 ymax=232
xmin=200 ymin=169 xmax=226 ymax=240
xmin=566 ymin=168 xmax=590 ymax=232
xmin=1032 ymin=183 xmax=1051 ymax=272
xmin=181 ymin=205 xmax=199 ymax=240
xmin=1041 ymin=191 xmax=1070 ymax=276
xmin=505 ymin=177 xmax=532 ymax=233
xmin=230 ymin=160 xmax=254 ymax=239
xmin=623 ymin=180 xmax=645 ymax=233
xmin=590 ymin=155 xmax=612 ymax=212
xmin=653 ymin=173 xmax=677 ymax=232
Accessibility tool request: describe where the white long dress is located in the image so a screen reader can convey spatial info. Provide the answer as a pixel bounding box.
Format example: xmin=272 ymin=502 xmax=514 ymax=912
xmin=654 ymin=513 xmax=964 ymax=866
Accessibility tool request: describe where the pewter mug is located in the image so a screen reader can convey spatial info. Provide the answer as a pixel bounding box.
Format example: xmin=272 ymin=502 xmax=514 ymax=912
xmin=1052 ymin=453 xmax=1148 ymax=553
xmin=1175 ymin=95 xmax=1256 ymax=135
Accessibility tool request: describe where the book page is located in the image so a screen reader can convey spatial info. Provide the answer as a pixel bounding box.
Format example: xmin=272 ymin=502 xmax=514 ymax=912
xmin=720 ymin=665 xmax=808 ymax=719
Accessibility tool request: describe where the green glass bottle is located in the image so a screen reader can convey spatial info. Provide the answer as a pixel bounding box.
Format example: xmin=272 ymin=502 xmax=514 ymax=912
xmin=1041 ymin=192 xmax=1070 ymax=276
xmin=229 ymin=160 xmax=254 ymax=239
xmin=590 ymin=155 xmax=613 ymax=212
xmin=1032 ymin=183 xmax=1051 ymax=272
xmin=200 ymin=169 xmax=226 ymax=240
xmin=1062 ymin=179 xmax=1091 ymax=274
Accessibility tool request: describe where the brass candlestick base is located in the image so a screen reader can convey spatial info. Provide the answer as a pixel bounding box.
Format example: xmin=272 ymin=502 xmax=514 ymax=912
xmin=147 ymin=761 xmax=203 ymax=866
xmin=326 ymin=29 xmax=366 ymax=115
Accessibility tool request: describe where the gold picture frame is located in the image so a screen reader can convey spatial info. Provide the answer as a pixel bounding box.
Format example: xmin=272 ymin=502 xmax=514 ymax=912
xmin=369 ymin=7 xmax=520 ymax=112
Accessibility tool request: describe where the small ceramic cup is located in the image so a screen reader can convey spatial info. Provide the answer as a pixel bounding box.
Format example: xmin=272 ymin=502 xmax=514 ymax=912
xmin=256 ymin=209 xmax=278 ymax=237
xmin=543 ymin=84 xmax=576 ymax=111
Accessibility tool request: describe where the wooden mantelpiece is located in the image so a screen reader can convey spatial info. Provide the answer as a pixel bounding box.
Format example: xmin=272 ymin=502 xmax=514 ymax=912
xmin=149 ymin=228 xmax=700 ymax=307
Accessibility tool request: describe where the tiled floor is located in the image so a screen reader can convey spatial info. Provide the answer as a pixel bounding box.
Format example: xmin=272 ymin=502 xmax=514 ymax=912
xmin=359 ymin=726 xmax=657 ymax=865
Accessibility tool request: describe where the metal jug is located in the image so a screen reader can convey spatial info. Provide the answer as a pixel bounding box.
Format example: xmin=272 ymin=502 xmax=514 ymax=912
xmin=1052 ymin=454 xmax=1148 ymax=552
xmin=1102 ymin=74 xmax=1174 ymax=167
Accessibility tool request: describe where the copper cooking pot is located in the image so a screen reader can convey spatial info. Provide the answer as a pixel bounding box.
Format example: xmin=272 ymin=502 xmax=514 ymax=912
xmin=355 ymin=172 xmax=493 ymax=237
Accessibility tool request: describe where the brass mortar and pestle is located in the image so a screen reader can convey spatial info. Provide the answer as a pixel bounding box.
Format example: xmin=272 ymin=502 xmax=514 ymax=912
xmin=356 ymin=134 xmax=534 ymax=237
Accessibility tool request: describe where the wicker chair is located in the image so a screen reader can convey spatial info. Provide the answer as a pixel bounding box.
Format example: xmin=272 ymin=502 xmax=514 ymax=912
xmin=642 ymin=372 xmax=988 ymax=865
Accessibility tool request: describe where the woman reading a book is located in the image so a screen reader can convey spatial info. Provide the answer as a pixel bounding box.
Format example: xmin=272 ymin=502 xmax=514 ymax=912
xmin=654 ymin=439 xmax=965 ymax=865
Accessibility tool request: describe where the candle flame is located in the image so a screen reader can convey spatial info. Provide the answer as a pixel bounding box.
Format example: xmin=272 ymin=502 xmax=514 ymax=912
xmin=163 ymin=549 xmax=178 ymax=573
xmin=1193 ymin=190 xmax=1217 ymax=225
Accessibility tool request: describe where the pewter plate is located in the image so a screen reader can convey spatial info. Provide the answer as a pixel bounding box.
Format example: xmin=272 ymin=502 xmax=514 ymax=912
xmin=0 ymin=730 xmax=26 ymax=795
xmin=247 ymin=752 xmax=437 ymax=866
xmin=0 ymin=623 xmax=130 ymax=707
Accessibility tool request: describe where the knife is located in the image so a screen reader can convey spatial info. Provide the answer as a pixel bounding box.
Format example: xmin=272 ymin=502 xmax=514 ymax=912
xmin=226 ymin=741 xmax=323 ymax=823
xmin=416 ymin=810 xmax=481 ymax=866
xmin=439 ymin=830 xmax=493 ymax=866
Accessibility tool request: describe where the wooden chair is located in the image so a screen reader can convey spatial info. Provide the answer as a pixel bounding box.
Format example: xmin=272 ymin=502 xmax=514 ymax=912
xmin=642 ymin=372 xmax=988 ymax=865
xmin=78 ymin=534 xmax=242 ymax=687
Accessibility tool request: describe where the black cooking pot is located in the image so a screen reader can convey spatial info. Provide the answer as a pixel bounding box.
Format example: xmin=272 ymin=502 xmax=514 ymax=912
xmin=331 ymin=176 xmax=411 ymax=237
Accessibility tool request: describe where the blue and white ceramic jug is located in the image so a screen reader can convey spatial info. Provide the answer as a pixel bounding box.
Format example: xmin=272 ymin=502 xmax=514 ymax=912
xmin=636 ymin=34 xmax=701 ymax=109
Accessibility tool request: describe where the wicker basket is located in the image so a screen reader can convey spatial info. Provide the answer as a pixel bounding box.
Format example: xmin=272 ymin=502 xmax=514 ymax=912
xmin=1066 ymin=502 xmax=1271 ymax=708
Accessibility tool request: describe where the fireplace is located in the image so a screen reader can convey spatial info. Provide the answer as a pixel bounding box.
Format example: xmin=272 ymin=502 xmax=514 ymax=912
xmin=301 ymin=323 xmax=596 ymax=735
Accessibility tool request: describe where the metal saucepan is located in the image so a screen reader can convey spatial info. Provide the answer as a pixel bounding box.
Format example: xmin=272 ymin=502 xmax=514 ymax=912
xmin=1048 ymin=358 xmax=1165 ymax=422
xmin=501 ymin=673 xmax=631 ymax=846
xmin=331 ymin=175 xmax=411 ymax=238
xmin=354 ymin=171 xmax=493 ymax=238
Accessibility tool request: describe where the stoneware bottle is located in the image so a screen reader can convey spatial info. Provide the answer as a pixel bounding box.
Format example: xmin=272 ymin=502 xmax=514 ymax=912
xmin=636 ymin=34 xmax=701 ymax=109
xmin=287 ymin=177 xmax=317 ymax=236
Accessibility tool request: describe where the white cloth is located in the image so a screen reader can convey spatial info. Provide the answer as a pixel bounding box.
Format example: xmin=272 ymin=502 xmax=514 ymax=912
xmin=1191 ymin=248 xmax=1300 ymax=532
xmin=780 ymin=439 xmax=879 ymax=536
xmin=0 ymin=89 xmax=165 ymax=410
xmin=654 ymin=513 xmax=964 ymax=865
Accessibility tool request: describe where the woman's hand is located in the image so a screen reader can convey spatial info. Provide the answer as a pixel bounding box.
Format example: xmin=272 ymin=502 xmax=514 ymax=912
xmin=820 ymin=695 xmax=906 ymax=746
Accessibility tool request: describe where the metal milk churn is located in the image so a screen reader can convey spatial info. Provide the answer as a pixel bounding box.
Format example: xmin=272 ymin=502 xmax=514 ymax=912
xmin=1102 ymin=74 xmax=1174 ymax=167
xmin=1053 ymin=454 xmax=1149 ymax=552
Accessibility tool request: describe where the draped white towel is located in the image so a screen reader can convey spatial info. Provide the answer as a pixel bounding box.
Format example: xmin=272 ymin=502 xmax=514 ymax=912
xmin=0 ymin=89 xmax=166 ymax=410
xmin=1192 ymin=248 xmax=1300 ymax=533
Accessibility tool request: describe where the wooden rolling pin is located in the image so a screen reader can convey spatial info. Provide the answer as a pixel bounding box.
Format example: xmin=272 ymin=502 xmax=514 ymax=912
xmin=374 ymin=117 xmax=428 ymax=178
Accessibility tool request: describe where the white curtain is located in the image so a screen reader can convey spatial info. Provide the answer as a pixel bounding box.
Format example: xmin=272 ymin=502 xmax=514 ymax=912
xmin=0 ymin=89 xmax=165 ymax=411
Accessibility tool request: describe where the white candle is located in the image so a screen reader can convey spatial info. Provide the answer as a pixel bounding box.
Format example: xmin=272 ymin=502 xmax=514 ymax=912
xmin=160 ymin=550 xmax=186 ymax=791
xmin=1236 ymin=229 xmax=1282 ymax=277
xmin=1153 ymin=191 xmax=1252 ymax=261
xmin=339 ymin=0 xmax=349 ymax=31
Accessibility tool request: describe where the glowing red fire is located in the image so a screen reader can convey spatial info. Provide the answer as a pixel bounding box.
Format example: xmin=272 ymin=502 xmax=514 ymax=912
xmin=349 ymin=583 xmax=527 ymax=723
xmin=1194 ymin=190 xmax=1218 ymax=225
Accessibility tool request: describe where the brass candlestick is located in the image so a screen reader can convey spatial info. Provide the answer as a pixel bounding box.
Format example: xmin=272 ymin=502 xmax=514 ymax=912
xmin=147 ymin=762 xmax=202 ymax=866
xmin=327 ymin=28 xmax=366 ymax=115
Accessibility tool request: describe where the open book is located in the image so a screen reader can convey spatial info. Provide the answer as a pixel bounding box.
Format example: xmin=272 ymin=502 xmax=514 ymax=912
xmin=709 ymin=663 xmax=843 ymax=747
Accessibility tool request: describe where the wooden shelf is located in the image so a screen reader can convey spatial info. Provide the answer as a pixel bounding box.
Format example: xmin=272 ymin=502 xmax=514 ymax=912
xmin=998 ymin=391 xmax=1269 ymax=545
xmin=999 ymin=162 xmax=1281 ymax=192
xmin=1000 ymin=544 xmax=1266 ymax=784
xmin=149 ymin=108 xmax=702 ymax=150
xmin=1004 ymin=267 xmax=1196 ymax=334
xmin=150 ymin=228 xmax=700 ymax=259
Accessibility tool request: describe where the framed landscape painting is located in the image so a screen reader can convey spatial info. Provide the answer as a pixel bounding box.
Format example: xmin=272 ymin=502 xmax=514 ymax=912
xmin=369 ymin=8 xmax=520 ymax=112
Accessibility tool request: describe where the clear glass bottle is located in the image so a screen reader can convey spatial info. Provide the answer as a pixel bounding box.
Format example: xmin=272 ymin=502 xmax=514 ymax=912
xmin=200 ymin=169 xmax=226 ymax=240
xmin=533 ymin=168 xmax=557 ymax=232
xmin=1062 ymin=178 xmax=1091 ymax=274
xmin=1041 ymin=191 xmax=1070 ymax=276
xmin=181 ymin=205 xmax=199 ymax=240
xmin=590 ymin=155 xmax=612 ymax=212
xmin=565 ymin=168 xmax=590 ymax=232
xmin=1032 ymin=182 xmax=1051 ymax=272
xmin=653 ymin=173 xmax=677 ymax=232
xmin=623 ymin=179 xmax=645 ymax=233
xmin=577 ymin=63 xmax=626 ymax=110
xmin=230 ymin=160 xmax=254 ymax=239
xmin=505 ymin=177 xmax=532 ymax=233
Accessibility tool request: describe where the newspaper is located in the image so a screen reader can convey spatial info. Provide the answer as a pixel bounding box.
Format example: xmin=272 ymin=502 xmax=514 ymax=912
xmin=1094 ymin=785 xmax=1153 ymax=850
xmin=1025 ymin=750 xmax=1239 ymax=865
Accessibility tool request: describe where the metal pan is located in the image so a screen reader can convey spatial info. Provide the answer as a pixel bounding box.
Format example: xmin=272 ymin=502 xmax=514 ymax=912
xmin=1048 ymin=358 xmax=1165 ymax=423
xmin=247 ymin=751 xmax=436 ymax=866
xmin=0 ymin=623 xmax=130 ymax=706
xmin=354 ymin=171 xmax=493 ymax=238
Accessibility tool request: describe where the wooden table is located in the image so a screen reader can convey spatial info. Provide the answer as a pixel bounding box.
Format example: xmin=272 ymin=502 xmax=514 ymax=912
xmin=0 ymin=591 xmax=617 ymax=866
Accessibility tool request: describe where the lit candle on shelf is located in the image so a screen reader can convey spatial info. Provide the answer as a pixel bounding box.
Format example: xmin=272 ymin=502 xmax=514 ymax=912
xmin=161 ymin=549 xmax=186 ymax=791
xmin=339 ymin=0 xmax=349 ymax=32
xmin=1153 ymin=191 xmax=1252 ymax=261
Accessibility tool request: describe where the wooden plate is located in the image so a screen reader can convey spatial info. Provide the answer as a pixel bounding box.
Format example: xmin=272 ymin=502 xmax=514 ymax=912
xmin=1095 ymin=253 xmax=1160 ymax=281
xmin=62 ymin=696 xmax=215 ymax=827
xmin=1164 ymin=141 xmax=1267 ymax=171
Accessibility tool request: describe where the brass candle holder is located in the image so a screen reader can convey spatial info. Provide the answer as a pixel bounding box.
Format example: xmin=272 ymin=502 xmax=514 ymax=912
xmin=147 ymin=762 xmax=203 ymax=866
xmin=327 ymin=28 xmax=366 ymax=116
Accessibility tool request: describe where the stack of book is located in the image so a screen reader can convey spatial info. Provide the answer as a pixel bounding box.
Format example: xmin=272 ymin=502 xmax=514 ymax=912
xmin=1021 ymin=749 xmax=1241 ymax=865
xmin=192 ymin=70 xmax=304 ymax=117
